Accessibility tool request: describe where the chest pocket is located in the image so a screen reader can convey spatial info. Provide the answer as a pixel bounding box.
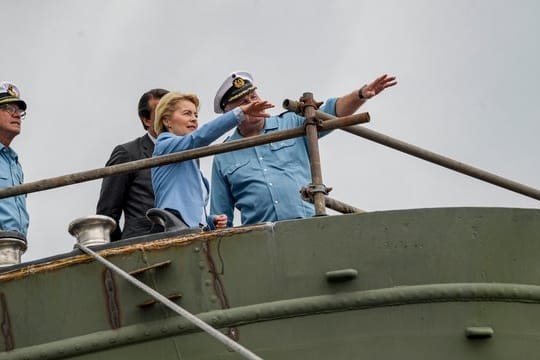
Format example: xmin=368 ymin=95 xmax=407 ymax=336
xmin=224 ymin=159 xmax=250 ymax=177
xmin=269 ymin=138 xmax=298 ymax=164
xmin=269 ymin=139 xmax=295 ymax=151
xmin=0 ymin=174 xmax=9 ymax=189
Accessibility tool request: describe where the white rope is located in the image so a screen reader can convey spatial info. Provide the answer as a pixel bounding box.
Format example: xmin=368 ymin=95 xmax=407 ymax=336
xmin=77 ymin=243 xmax=263 ymax=360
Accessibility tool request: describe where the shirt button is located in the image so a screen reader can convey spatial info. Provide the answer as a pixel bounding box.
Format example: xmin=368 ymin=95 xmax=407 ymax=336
xmin=263 ymin=168 xmax=267 ymax=172
xmin=259 ymin=157 xmax=263 ymax=160
xmin=274 ymin=200 xmax=279 ymax=204
xmin=268 ymin=183 xmax=273 ymax=186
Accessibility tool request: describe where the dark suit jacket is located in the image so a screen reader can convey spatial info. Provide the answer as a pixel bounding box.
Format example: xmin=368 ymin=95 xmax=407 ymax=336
xmin=96 ymin=134 xmax=156 ymax=240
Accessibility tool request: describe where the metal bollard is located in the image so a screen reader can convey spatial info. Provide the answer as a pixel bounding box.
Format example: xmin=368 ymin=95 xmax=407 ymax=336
xmin=68 ymin=215 xmax=116 ymax=247
xmin=0 ymin=231 xmax=27 ymax=267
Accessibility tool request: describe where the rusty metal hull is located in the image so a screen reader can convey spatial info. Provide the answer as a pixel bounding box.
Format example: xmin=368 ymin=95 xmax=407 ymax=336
xmin=1 ymin=207 xmax=540 ymax=359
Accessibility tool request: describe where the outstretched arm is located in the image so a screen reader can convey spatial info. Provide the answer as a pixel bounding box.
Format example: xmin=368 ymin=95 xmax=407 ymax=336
xmin=335 ymin=74 xmax=397 ymax=117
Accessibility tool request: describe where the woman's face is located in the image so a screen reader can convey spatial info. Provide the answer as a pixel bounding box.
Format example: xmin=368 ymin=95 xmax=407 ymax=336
xmin=163 ymin=99 xmax=198 ymax=136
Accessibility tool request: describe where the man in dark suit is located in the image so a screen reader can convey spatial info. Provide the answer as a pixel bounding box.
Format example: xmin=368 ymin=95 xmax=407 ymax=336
xmin=97 ymin=88 xmax=169 ymax=240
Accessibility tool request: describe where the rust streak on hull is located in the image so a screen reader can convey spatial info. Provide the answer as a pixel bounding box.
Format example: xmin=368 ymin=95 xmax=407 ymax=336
xmin=0 ymin=293 xmax=14 ymax=351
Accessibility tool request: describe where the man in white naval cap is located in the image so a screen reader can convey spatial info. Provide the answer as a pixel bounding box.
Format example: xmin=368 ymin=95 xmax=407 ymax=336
xmin=210 ymin=71 xmax=397 ymax=227
xmin=0 ymin=82 xmax=29 ymax=237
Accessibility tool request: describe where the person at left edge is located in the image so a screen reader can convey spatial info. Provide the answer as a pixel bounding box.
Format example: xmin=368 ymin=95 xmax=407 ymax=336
xmin=96 ymin=88 xmax=169 ymax=240
xmin=0 ymin=81 xmax=29 ymax=236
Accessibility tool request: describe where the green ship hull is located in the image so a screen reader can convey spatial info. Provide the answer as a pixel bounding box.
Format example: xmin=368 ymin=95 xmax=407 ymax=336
xmin=1 ymin=207 xmax=539 ymax=359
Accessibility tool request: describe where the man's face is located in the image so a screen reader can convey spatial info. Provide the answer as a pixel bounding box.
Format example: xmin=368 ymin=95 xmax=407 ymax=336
xmin=225 ymin=91 xmax=267 ymax=136
xmin=0 ymin=103 xmax=24 ymax=138
xmin=224 ymin=91 xmax=261 ymax=112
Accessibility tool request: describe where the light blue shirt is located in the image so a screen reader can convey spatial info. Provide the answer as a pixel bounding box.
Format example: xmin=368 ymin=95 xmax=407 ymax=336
xmin=152 ymin=108 xmax=243 ymax=228
xmin=210 ymin=98 xmax=338 ymax=227
xmin=0 ymin=143 xmax=29 ymax=236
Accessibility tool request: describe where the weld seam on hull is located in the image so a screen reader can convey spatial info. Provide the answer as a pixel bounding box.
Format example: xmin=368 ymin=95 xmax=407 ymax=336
xmin=2 ymin=282 xmax=540 ymax=359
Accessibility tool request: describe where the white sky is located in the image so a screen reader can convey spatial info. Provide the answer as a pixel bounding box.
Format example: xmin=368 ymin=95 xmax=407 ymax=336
xmin=3 ymin=0 xmax=540 ymax=261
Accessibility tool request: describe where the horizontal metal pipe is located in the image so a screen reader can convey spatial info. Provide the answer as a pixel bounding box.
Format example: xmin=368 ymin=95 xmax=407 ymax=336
xmin=301 ymin=191 xmax=364 ymax=214
xmin=284 ymin=99 xmax=540 ymax=202
xmin=0 ymin=113 xmax=369 ymax=199
xmin=3 ymin=282 xmax=540 ymax=360
xmin=324 ymin=196 xmax=364 ymax=214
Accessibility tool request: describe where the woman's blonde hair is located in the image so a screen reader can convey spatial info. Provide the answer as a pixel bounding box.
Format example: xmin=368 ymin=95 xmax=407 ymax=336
xmin=154 ymin=92 xmax=200 ymax=135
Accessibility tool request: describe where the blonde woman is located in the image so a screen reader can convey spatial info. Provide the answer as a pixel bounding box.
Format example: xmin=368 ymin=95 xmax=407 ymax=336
xmin=152 ymin=92 xmax=272 ymax=229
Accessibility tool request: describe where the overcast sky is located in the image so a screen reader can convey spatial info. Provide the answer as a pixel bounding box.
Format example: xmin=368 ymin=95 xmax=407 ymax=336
xmin=4 ymin=0 xmax=540 ymax=261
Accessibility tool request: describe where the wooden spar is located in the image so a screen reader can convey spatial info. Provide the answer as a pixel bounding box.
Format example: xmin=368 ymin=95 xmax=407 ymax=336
xmin=0 ymin=112 xmax=370 ymax=199
xmin=284 ymin=99 xmax=540 ymax=202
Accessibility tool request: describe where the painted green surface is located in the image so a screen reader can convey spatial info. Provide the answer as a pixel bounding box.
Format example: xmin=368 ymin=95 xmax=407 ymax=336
xmin=1 ymin=207 xmax=539 ymax=359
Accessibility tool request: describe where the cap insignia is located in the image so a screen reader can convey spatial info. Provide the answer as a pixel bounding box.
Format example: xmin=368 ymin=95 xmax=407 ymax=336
xmin=233 ymin=78 xmax=245 ymax=89
xmin=7 ymin=85 xmax=18 ymax=97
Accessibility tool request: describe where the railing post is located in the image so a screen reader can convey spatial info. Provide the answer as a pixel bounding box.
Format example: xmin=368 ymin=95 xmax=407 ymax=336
xmin=300 ymin=92 xmax=328 ymax=216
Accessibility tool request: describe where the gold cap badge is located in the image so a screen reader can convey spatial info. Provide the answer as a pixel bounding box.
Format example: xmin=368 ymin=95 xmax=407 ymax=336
xmin=233 ymin=78 xmax=245 ymax=89
xmin=7 ymin=84 xmax=18 ymax=97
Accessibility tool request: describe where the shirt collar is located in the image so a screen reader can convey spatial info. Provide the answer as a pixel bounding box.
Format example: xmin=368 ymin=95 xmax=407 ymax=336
xmin=0 ymin=142 xmax=18 ymax=159
xmin=264 ymin=116 xmax=279 ymax=131
xmin=229 ymin=117 xmax=279 ymax=141
xmin=147 ymin=131 xmax=157 ymax=143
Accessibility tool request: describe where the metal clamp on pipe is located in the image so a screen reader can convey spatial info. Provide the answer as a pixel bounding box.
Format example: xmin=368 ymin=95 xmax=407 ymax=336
xmin=301 ymin=184 xmax=332 ymax=200
xmin=289 ymin=93 xmax=324 ymax=116
xmin=303 ymin=116 xmax=324 ymax=129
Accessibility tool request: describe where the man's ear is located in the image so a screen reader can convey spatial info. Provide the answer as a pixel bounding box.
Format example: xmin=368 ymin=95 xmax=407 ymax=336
xmin=142 ymin=117 xmax=152 ymax=128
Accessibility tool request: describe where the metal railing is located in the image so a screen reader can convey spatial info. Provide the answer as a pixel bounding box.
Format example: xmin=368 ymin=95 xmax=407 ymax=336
xmin=0 ymin=94 xmax=538 ymax=210
xmin=284 ymin=98 xmax=540 ymax=203
xmin=0 ymin=111 xmax=369 ymax=202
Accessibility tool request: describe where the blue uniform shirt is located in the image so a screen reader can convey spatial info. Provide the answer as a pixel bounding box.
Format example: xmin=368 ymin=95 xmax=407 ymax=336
xmin=0 ymin=143 xmax=29 ymax=235
xmin=210 ymin=98 xmax=338 ymax=227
